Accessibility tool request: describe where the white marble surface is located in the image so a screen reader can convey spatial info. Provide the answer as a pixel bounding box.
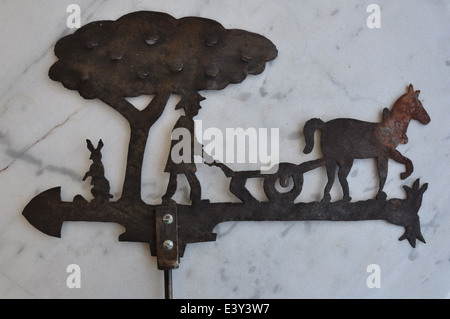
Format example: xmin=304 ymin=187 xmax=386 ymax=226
xmin=0 ymin=0 xmax=449 ymax=299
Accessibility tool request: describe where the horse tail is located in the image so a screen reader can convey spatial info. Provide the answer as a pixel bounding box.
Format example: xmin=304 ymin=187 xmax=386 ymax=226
xmin=303 ymin=118 xmax=325 ymax=154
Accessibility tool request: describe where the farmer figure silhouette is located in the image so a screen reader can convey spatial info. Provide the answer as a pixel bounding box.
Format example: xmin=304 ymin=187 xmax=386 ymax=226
xmin=162 ymin=93 xmax=206 ymax=206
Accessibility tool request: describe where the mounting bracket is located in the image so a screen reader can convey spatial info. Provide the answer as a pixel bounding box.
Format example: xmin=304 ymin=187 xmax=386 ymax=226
xmin=155 ymin=206 xmax=179 ymax=270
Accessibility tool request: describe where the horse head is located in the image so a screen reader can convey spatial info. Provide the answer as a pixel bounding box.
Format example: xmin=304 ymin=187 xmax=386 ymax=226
xmin=398 ymin=84 xmax=431 ymax=125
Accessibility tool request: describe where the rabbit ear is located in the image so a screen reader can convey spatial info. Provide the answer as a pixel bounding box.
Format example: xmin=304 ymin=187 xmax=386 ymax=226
xmin=419 ymin=183 xmax=428 ymax=194
xmin=403 ymin=185 xmax=413 ymax=197
xmin=97 ymin=139 xmax=104 ymax=150
xmin=413 ymin=178 xmax=420 ymax=191
xmin=86 ymin=139 xmax=95 ymax=152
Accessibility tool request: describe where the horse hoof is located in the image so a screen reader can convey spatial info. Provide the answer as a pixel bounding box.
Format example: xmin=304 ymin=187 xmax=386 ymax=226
xmin=321 ymin=194 xmax=331 ymax=203
xmin=376 ymin=192 xmax=387 ymax=201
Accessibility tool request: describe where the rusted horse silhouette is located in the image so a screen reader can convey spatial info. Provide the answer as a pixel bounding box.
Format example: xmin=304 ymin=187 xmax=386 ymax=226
xmin=303 ymin=84 xmax=430 ymax=202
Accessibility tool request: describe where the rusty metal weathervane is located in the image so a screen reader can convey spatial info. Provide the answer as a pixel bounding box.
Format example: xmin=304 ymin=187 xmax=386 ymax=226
xmin=22 ymin=11 xmax=430 ymax=299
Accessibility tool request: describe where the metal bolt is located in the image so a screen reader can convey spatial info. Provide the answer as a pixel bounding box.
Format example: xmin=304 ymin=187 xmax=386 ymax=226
xmin=162 ymin=214 xmax=173 ymax=224
xmin=163 ymin=240 xmax=174 ymax=251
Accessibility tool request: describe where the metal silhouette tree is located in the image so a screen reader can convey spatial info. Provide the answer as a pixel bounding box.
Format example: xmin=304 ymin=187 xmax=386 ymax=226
xmin=48 ymin=11 xmax=278 ymax=203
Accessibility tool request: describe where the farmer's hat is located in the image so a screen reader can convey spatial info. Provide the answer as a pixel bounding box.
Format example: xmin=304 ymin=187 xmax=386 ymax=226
xmin=175 ymin=93 xmax=206 ymax=111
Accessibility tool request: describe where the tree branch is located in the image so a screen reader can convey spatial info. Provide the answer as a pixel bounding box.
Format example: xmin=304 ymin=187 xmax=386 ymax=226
xmin=140 ymin=91 xmax=172 ymax=127
xmin=98 ymin=95 xmax=141 ymax=125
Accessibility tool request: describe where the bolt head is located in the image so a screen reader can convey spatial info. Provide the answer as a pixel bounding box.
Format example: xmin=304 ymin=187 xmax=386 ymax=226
xmin=162 ymin=214 xmax=173 ymax=224
xmin=163 ymin=240 xmax=174 ymax=251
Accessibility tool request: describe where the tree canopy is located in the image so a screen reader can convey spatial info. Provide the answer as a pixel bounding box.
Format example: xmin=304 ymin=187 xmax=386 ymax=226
xmin=49 ymin=11 xmax=278 ymax=100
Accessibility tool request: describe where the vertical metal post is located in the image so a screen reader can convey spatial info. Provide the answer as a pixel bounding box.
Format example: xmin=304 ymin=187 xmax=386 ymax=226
xmin=164 ymin=270 xmax=173 ymax=299
xmin=155 ymin=206 xmax=179 ymax=299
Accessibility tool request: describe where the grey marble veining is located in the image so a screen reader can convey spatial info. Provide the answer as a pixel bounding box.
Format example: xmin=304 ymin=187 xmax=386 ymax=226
xmin=0 ymin=0 xmax=449 ymax=299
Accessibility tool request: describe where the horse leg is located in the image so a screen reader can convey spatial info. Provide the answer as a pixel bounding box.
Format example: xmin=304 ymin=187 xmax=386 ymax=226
xmin=388 ymin=149 xmax=414 ymax=180
xmin=376 ymin=156 xmax=388 ymax=201
xmin=337 ymin=159 xmax=353 ymax=202
xmin=322 ymin=162 xmax=336 ymax=203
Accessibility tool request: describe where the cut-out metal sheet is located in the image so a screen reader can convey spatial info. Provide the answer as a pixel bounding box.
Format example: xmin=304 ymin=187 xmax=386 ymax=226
xmin=23 ymin=11 xmax=429 ymax=276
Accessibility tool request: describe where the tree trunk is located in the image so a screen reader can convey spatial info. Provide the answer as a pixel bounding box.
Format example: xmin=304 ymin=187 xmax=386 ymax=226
xmin=119 ymin=92 xmax=171 ymax=203
xmin=120 ymin=124 xmax=149 ymax=202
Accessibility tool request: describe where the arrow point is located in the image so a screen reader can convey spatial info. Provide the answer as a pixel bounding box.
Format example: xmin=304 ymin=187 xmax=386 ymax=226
xmin=22 ymin=187 xmax=64 ymax=238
